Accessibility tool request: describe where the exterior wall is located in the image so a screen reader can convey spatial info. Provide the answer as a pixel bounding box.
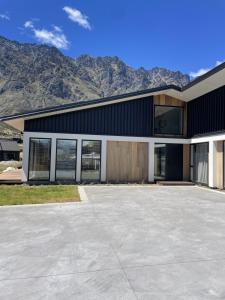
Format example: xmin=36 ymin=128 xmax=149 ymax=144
xmin=187 ymin=85 xmax=225 ymax=137
xmin=22 ymin=131 xmax=225 ymax=188
xmin=183 ymin=144 xmax=190 ymax=181
xmin=106 ymin=141 xmax=148 ymax=182
xmin=187 ymin=86 xmax=225 ymax=188
xmin=25 ymin=97 xmax=153 ymax=137
xmin=20 ymin=90 xmax=225 ymax=187
xmin=154 ymin=94 xmax=185 ymax=107
xmin=22 ymin=131 xmax=189 ymax=183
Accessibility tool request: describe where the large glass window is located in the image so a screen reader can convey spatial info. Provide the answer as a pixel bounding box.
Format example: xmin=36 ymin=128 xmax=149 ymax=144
xmin=56 ymin=139 xmax=77 ymax=181
xmin=81 ymin=140 xmax=101 ymax=181
xmin=154 ymin=105 xmax=183 ymax=136
xmin=29 ymin=138 xmax=51 ymax=180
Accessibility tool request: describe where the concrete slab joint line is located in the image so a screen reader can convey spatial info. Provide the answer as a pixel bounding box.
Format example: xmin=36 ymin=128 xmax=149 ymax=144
xmin=78 ymin=186 xmax=89 ymax=202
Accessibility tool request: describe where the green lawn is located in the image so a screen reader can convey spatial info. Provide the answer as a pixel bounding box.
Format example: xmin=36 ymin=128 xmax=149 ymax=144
xmin=0 ymin=185 xmax=80 ymax=206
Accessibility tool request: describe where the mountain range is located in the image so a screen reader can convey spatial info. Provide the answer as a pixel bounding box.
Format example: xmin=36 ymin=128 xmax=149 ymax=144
xmin=0 ymin=35 xmax=190 ymax=137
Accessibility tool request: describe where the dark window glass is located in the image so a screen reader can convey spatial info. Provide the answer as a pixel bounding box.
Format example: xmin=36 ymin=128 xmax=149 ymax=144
xmin=56 ymin=139 xmax=77 ymax=181
xmin=81 ymin=140 xmax=101 ymax=181
xmin=29 ymin=138 xmax=51 ymax=180
xmin=154 ymin=106 xmax=183 ymax=135
xmin=3 ymin=152 xmax=18 ymax=161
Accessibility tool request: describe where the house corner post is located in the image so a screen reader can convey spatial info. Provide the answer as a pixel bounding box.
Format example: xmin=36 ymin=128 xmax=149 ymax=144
xmin=208 ymin=140 xmax=216 ymax=188
xmin=148 ymin=141 xmax=154 ymax=183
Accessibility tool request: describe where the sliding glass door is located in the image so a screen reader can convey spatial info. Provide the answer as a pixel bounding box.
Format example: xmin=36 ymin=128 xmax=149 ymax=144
xmin=191 ymin=143 xmax=208 ymax=185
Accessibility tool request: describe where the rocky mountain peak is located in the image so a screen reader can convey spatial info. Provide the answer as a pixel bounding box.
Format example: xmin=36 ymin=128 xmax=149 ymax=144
xmin=0 ymin=35 xmax=190 ymax=118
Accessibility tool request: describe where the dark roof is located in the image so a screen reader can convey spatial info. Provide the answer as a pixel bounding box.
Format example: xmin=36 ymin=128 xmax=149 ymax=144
xmin=182 ymin=61 xmax=225 ymax=90
xmin=0 ymin=139 xmax=19 ymax=152
xmin=0 ymin=85 xmax=180 ymax=121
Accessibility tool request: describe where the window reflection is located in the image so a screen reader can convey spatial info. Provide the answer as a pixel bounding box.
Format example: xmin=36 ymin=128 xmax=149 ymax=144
xmin=81 ymin=140 xmax=101 ymax=181
xmin=29 ymin=138 xmax=51 ymax=180
xmin=56 ymin=139 xmax=77 ymax=181
xmin=154 ymin=105 xmax=183 ymax=136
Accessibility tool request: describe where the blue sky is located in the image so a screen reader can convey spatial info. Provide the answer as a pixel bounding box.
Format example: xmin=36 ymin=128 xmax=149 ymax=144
xmin=0 ymin=0 xmax=225 ymax=77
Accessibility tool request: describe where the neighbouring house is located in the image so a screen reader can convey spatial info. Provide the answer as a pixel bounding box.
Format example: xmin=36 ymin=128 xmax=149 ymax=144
xmin=1 ymin=62 xmax=225 ymax=188
xmin=0 ymin=139 xmax=20 ymax=161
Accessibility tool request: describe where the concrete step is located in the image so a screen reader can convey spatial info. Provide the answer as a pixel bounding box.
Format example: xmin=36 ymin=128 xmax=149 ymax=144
xmin=157 ymin=181 xmax=195 ymax=186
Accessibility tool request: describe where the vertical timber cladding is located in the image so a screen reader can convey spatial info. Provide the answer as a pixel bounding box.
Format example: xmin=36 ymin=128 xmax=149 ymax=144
xmin=183 ymin=144 xmax=190 ymax=181
xmin=106 ymin=141 xmax=148 ymax=182
xmin=154 ymin=94 xmax=187 ymax=136
xmin=216 ymin=141 xmax=223 ymax=189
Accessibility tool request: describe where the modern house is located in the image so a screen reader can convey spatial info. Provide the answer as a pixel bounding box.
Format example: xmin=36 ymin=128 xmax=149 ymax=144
xmin=1 ymin=62 xmax=225 ymax=188
xmin=0 ymin=139 xmax=20 ymax=161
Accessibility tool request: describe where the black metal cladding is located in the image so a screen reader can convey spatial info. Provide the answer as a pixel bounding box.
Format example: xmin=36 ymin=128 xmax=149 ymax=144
xmin=187 ymin=85 xmax=225 ymax=137
xmin=25 ymin=97 xmax=153 ymax=137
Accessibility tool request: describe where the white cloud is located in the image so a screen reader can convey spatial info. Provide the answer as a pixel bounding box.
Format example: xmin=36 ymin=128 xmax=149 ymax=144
xmin=63 ymin=6 xmax=91 ymax=30
xmin=190 ymin=60 xmax=225 ymax=78
xmin=52 ymin=25 xmax=62 ymax=32
xmin=33 ymin=29 xmax=69 ymax=49
xmin=0 ymin=13 xmax=10 ymax=21
xmin=24 ymin=20 xmax=34 ymax=29
xmin=216 ymin=60 xmax=225 ymax=66
xmin=189 ymin=68 xmax=210 ymax=78
xmin=24 ymin=20 xmax=69 ymax=49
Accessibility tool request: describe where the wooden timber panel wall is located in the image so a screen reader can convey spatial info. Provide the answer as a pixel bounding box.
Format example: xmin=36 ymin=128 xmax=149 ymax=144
xmin=183 ymin=144 xmax=190 ymax=181
xmin=106 ymin=141 xmax=148 ymax=182
xmin=154 ymin=95 xmax=187 ymax=136
xmin=154 ymin=94 xmax=184 ymax=107
xmin=216 ymin=141 xmax=223 ymax=189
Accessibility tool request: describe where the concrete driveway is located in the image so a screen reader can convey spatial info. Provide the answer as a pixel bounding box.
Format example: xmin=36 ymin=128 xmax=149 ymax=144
xmin=1 ymin=186 xmax=225 ymax=299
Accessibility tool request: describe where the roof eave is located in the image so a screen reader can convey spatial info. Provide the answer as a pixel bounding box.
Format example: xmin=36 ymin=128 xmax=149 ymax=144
xmin=0 ymin=85 xmax=181 ymax=123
